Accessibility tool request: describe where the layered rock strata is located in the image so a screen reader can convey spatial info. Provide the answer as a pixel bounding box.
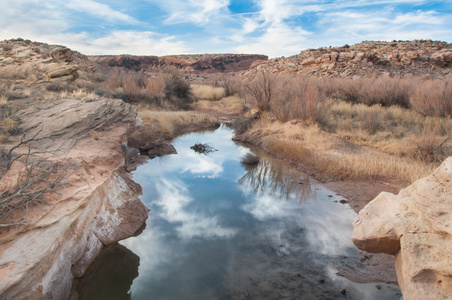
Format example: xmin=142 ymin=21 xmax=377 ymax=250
xmin=247 ymin=40 xmax=452 ymax=78
xmin=0 ymin=98 xmax=148 ymax=299
xmin=352 ymin=157 xmax=452 ymax=300
xmin=89 ymin=53 xmax=269 ymax=73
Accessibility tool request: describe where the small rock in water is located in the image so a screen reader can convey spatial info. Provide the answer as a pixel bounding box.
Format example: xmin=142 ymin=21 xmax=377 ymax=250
xmin=376 ymin=284 xmax=382 ymax=290
xmin=319 ymin=278 xmax=325 ymax=284
xmin=339 ymin=199 xmax=349 ymax=204
xmin=341 ymin=289 xmax=347 ymax=295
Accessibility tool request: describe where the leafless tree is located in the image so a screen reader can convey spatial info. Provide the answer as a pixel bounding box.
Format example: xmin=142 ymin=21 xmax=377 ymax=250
xmin=0 ymin=130 xmax=78 ymax=226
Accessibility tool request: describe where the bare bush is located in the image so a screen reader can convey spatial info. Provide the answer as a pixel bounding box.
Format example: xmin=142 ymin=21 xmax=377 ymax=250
xmin=241 ymin=153 xmax=260 ymax=165
xmin=332 ymin=77 xmax=412 ymax=108
xmin=0 ymin=131 xmax=77 ymax=226
xmin=164 ymin=71 xmax=194 ymax=109
xmin=219 ymin=78 xmax=238 ymax=97
xmin=410 ymin=78 xmax=452 ymax=117
xmin=245 ymin=72 xmax=274 ymax=112
xmin=272 ymin=77 xmax=326 ymax=124
xmin=359 ymin=106 xmax=383 ymax=134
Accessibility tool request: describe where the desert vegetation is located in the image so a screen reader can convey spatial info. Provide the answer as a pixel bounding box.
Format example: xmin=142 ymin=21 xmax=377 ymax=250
xmin=94 ymin=68 xmax=451 ymax=184
xmin=223 ymin=72 xmax=452 ymax=183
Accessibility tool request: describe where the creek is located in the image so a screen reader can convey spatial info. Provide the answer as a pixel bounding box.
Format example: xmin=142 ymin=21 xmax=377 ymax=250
xmin=74 ymin=125 xmax=401 ymax=299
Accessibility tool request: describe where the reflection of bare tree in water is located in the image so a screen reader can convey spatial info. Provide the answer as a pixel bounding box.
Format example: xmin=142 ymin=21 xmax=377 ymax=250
xmin=239 ymin=157 xmax=314 ymax=203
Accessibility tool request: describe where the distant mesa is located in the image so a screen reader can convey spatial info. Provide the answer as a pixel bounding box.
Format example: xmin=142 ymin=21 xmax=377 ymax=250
xmin=88 ymin=53 xmax=269 ymax=74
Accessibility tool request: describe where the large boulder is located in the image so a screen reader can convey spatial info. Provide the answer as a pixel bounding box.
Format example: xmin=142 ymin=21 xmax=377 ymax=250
xmin=352 ymin=157 xmax=452 ymax=300
xmin=0 ymin=98 xmax=148 ymax=299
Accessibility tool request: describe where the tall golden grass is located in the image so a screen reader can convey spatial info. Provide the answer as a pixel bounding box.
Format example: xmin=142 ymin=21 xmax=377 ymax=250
xmin=191 ymin=84 xmax=225 ymax=100
xmin=138 ymin=110 xmax=218 ymax=139
xmin=238 ymin=122 xmax=435 ymax=183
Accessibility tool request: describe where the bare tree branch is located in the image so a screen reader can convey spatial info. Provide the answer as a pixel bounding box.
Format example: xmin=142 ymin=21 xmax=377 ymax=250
xmin=0 ymin=129 xmax=78 ymax=226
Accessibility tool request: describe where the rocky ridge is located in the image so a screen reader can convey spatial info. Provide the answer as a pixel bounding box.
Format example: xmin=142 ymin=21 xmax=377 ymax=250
xmin=352 ymin=157 xmax=452 ymax=300
xmin=0 ymin=98 xmax=148 ymax=299
xmin=89 ymin=53 xmax=268 ymax=74
xmin=247 ymin=40 xmax=452 ymax=78
xmin=0 ymin=39 xmax=149 ymax=299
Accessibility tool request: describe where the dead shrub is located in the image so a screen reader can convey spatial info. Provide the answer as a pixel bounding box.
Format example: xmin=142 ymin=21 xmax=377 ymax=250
xmin=359 ymin=106 xmax=383 ymax=134
xmin=245 ymin=72 xmax=274 ymax=112
xmin=410 ymin=78 xmax=452 ymax=117
xmin=164 ymin=71 xmax=194 ymax=109
xmin=241 ymin=153 xmax=260 ymax=165
xmin=219 ymin=78 xmax=239 ymax=97
xmin=330 ymin=77 xmax=412 ymax=108
xmin=412 ymin=119 xmax=452 ymax=162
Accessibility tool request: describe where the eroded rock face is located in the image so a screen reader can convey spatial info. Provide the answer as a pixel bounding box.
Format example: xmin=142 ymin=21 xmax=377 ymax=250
xmin=352 ymin=157 xmax=452 ymax=299
xmin=89 ymin=53 xmax=269 ymax=73
xmin=247 ymin=40 xmax=452 ymax=78
xmin=0 ymin=98 xmax=149 ymax=299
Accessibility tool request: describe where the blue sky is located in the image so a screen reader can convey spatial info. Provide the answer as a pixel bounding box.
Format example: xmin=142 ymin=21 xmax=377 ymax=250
xmin=0 ymin=0 xmax=451 ymax=57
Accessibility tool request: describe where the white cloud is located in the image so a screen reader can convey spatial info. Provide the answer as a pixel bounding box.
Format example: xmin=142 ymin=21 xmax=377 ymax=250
xmin=155 ymin=179 xmax=237 ymax=240
xmin=0 ymin=0 xmax=189 ymax=55
xmin=241 ymin=194 xmax=293 ymax=221
xmin=150 ymin=0 xmax=230 ymax=25
xmin=180 ymin=151 xmax=223 ymax=178
xmin=66 ymin=31 xmax=188 ymax=55
xmin=233 ymin=23 xmax=310 ymax=57
xmin=66 ymin=0 xmax=139 ymax=23
xmin=315 ymin=9 xmax=451 ymax=47
xmin=0 ymin=0 xmax=450 ymax=57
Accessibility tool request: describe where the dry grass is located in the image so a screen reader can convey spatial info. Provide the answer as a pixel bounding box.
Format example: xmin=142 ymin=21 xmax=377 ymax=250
xmin=138 ymin=109 xmax=218 ymax=138
xmin=72 ymin=89 xmax=97 ymax=100
xmin=191 ymin=84 xmax=225 ymax=100
xmin=327 ymin=99 xmax=452 ymax=162
xmin=410 ymin=78 xmax=452 ymax=117
xmin=237 ymin=121 xmax=435 ymax=183
xmin=89 ymin=130 xmax=101 ymax=140
xmin=194 ymin=95 xmax=244 ymax=115
xmin=0 ymin=95 xmax=7 ymax=105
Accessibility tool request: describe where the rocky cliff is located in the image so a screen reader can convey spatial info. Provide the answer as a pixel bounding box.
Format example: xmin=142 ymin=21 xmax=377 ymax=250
xmin=352 ymin=157 xmax=452 ymax=300
xmin=89 ymin=53 xmax=268 ymax=74
xmin=0 ymin=39 xmax=149 ymax=299
xmin=0 ymin=98 xmax=148 ymax=299
xmin=246 ymin=40 xmax=452 ymax=78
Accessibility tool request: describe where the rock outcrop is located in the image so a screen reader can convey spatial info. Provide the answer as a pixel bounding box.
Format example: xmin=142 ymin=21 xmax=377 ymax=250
xmin=246 ymin=40 xmax=452 ymax=78
xmin=89 ymin=53 xmax=269 ymax=74
xmin=352 ymin=157 xmax=452 ymax=300
xmin=0 ymin=98 xmax=148 ymax=299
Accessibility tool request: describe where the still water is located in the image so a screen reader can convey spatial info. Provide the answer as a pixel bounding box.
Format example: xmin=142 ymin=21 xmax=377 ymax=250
xmin=75 ymin=125 xmax=401 ymax=299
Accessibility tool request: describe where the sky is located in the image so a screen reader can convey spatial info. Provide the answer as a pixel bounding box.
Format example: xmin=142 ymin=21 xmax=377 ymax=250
xmin=0 ymin=0 xmax=451 ymax=58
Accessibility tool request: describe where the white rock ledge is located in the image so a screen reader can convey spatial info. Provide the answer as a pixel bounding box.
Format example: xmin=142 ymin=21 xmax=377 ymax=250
xmin=352 ymin=157 xmax=452 ymax=300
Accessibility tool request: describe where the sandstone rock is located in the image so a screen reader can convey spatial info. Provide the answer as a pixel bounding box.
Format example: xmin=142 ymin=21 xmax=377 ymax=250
xmin=352 ymin=157 xmax=452 ymax=300
xmin=245 ymin=40 xmax=452 ymax=78
xmin=51 ymin=47 xmax=73 ymax=62
xmin=139 ymin=139 xmax=177 ymax=158
xmin=0 ymin=98 xmax=148 ymax=299
xmin=45 ymin=65 xmax=79 ymax=81
xmin=14 ymin=98 xmax=137 ymax=153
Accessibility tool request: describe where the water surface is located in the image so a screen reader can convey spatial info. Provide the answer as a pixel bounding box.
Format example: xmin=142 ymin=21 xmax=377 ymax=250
xmin=77 ymin=125 xmax=401 ymax=299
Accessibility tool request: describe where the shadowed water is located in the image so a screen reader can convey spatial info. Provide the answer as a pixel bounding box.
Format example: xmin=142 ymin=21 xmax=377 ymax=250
xmin=76 ymin=125 xmax=401 ymax=299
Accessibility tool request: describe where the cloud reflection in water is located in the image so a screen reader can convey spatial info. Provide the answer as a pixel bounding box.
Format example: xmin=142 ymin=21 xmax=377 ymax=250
xmin=155 ymin=178 xmax=237 ymax=239
xmin=179 ymin=150 xmax=223 ymax=178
